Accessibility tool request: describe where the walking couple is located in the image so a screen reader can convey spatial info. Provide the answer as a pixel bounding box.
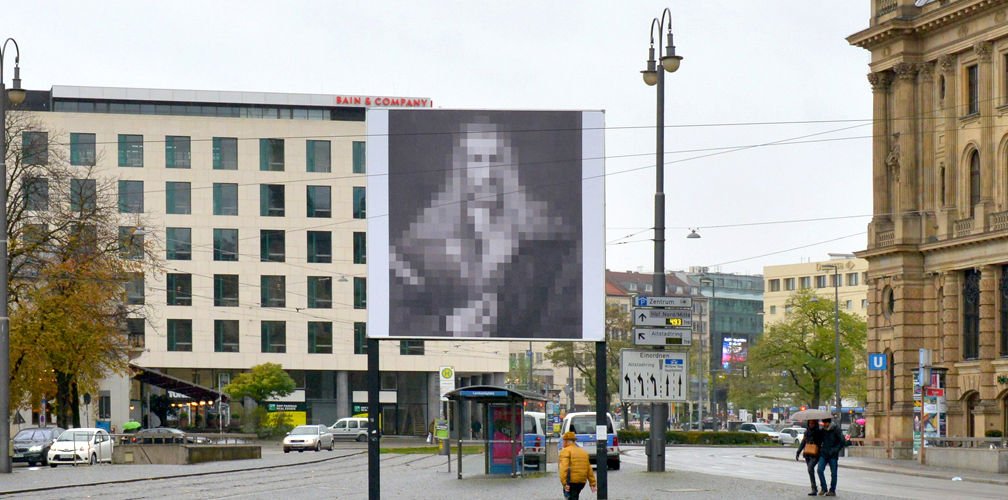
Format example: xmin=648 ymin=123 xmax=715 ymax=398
xmin=796 ymin=418 xmax=851 ymax=496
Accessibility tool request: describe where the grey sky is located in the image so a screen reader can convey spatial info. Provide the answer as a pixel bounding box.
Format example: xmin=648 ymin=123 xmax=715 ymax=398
xmin=10 ymin=1 xmax=872 ymax=276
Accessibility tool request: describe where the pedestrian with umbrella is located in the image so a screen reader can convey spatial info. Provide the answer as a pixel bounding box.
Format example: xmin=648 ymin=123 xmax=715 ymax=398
xmin=792 ymin=409 xmax=831 ymax=496
xmin=816 ymin=417 xmax=852 ymax=496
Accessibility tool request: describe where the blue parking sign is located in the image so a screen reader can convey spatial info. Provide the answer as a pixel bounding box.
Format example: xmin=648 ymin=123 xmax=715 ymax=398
xmin=868 ymin=353 xmax=887 ymax=371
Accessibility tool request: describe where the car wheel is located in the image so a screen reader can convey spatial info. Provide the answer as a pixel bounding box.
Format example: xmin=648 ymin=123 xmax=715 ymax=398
xmin=329 ymin=440 xmax=334 ymax=451
xmin=315 ymin=442 xmax=321 ymax=452
xmin=27 ymin=461 xmax=36 ymax=467
xmin=356 ymin=434 xmax=366 ymax=442
xmin=50 ymin=464 xmax=57 ymax=468
xmin=608 ymin=459 xmax=620 ymax=471
xmin=284 ymin=449 xmax=290 ymax=454
xmin=90 ymin=453 xmax=97 ymax=465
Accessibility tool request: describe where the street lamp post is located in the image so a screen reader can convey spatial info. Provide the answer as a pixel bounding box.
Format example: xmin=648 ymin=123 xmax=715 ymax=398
xmin=640 ymin=6 xmax=682 ymax=474
xmin=820 ymin=264 xmax=843 ymax=422
xmin=0 ymin=37 xmax=25 ymax=475
xmin=699 ymin=277 xmax=717 ymax=428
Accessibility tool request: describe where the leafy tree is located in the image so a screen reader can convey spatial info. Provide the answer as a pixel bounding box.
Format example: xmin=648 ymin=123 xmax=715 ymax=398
xmin=748 ymin=289 xmax=866 ymax=409
xmin=223 ymin=363 xmax=296 ymax=403
xmin=545 ymin=304 xmax=633 ymax=426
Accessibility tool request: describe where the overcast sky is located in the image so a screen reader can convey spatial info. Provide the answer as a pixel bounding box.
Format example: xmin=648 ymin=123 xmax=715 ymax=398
xmin=10 ymin=1 xmax=873 ymax=277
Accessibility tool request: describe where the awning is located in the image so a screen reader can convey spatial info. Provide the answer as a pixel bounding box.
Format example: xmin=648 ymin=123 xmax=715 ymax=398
xmin=131 ymin=364 xmax=228 ymax=402
xmin=444 ymin=385 xmax=547 ymax=403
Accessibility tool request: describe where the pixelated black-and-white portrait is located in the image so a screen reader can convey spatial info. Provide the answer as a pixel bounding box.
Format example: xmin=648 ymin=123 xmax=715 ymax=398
xmin=384 ymin=110 xmax=584 ymax=338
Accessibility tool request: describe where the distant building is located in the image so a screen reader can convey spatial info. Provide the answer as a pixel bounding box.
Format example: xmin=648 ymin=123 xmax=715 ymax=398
xmin=763 ymin=255 xmax=869 ymax=324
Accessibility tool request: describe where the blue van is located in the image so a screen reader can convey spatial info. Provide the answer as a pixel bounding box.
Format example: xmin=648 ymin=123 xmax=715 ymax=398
xmin=523 ymin=411 xmax=547 ymax=469
xmin=558 ymin=412 xmax=620 ymax=470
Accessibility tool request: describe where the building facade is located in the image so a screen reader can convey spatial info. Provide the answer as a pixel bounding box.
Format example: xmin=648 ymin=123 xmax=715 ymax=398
xmin=849 ymin=0 xmax=1008 ymax=440
xmin=763 ymin=255 xmax=870 ymax=324
xmin=10 ymin=85 xmax=507 ymax=435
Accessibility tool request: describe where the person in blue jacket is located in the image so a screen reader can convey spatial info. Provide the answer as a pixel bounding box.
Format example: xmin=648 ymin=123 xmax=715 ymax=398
xmin=816 ymin=418 xmax=851 ymax=496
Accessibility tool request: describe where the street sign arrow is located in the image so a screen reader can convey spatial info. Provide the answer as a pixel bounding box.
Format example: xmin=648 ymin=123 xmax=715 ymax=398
xmin=633 ymin=328 xmax=692 ymax=346
xmin=633 ymin=308 xmax=692 ymax=327
xmin=620 ymin=350 xmax=689 ymax=403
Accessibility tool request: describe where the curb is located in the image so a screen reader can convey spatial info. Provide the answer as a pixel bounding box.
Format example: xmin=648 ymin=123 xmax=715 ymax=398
xmin=753 ymin=454 xmax=1008 ymax=486
xmin=0 ymin=449 xmax=366 ymax=497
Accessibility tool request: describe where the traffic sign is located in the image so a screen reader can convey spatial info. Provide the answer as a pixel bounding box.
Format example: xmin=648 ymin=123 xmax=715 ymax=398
xmin=634 ymin=328 xmax=692 ymax=347
xmin=633 ymin=308 xmax=692 ymax=327
xmin=439 ymin=366 xmax=455 ymax=401
xmin=868 ymin=353 xmax=887 ymax=371
xmin=635 ymin=296 xmax=692 ymax=308
xmin=620 ymin=350 xmax=689 ymax=403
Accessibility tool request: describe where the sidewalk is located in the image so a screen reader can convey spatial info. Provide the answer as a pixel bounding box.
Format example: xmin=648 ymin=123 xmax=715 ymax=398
xmin=754 ymin=446 xmax=1008 ymax=486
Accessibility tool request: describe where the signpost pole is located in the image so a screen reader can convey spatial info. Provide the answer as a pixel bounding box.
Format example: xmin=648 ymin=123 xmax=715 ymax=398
xmin=596 ymin=341 xmax=608 ymax=499
xmin=367 ymin=338 xmax=380 ymax=500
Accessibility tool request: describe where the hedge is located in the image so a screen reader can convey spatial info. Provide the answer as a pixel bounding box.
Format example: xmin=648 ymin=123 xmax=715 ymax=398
xmin=616 ymin=430 xmax=772 ymax=446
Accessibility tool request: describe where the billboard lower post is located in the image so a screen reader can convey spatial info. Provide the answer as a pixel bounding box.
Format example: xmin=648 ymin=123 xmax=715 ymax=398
xmin=595 ymin=341 xmax=608 ymax=499
xmin=368 ymin=338 xmax=380 ymax=500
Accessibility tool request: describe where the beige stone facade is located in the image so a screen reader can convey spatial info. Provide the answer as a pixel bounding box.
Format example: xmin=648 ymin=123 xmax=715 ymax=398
xmin=763 ymin=256 xmax=869 ymax=324
xmin=849 ymin=0 xmax=1008 ymax=441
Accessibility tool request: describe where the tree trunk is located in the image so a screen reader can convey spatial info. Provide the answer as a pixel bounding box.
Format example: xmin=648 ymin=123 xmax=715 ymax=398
xmin=811 ymin=378 xmax=821 ymax=409
xmin=71 ymin=378 xmax=81 ymax=428
xmin=55 ymin=371 xmax=73 ymax=428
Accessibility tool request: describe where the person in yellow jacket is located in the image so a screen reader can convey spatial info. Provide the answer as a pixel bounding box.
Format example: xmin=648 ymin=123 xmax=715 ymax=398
xmin=559 ymin=431 xmax=597 ymax=499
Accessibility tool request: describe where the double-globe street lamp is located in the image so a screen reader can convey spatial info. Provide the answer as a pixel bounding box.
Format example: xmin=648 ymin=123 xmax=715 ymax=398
xmin=1 ymin=36 xmax=26 ymax=475
xmin=819 ymin=264 xmax=844 ymax=422
xmin=641 ymin=7 xmax=681 ymax=473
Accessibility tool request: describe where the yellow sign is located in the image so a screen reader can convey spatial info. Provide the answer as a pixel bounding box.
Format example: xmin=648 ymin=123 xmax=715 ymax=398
xmin=441 ymin=367 xmax=454 ymax=379
xmin=667 ymin=318 xmax=683 ymax=326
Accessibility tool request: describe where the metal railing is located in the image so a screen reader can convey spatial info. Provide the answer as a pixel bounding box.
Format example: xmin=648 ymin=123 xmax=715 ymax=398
xmin=954 ymin=217 xmax=974 ymax=237
xmin=114 ymin=432 xmax=256 ymax=445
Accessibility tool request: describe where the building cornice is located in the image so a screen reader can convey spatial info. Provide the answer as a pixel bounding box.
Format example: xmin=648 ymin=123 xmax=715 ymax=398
xmin=847 ymin=0 xmax=1008 ymax=51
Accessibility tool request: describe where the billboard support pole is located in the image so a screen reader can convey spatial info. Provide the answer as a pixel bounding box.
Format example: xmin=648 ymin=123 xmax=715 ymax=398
xmin=367 ymin=338 xmax=380 ymax=500
xmin=595 ymin=341 xmax=608 ymax=499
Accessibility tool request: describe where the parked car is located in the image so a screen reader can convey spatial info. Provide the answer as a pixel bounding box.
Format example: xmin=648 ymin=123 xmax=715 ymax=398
xmin=778 ymin=426 xmax=805 ymax=446
xmin=11 ymin=427 xmax=65 ymax=467
xmin=738 ymin=422 xmax=781 ymax=443
xmin=330 ymin=417 xmax=369 ymax=442
xmin=283 ymin=424 xmax=334 ymax=453
xmin=132 ymin=427 xmax=210 ymax=444
xmin=558 ymin=412 xmax=620 ymax=470
xmin=523 ymin=411 xmax=547 ymax=468
xmin=47 ymin=428 xmax=114 ymax=466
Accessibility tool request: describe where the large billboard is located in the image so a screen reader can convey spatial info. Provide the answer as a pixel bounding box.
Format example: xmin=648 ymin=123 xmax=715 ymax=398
xmin=367 ymin=109 xmax=604 ymax=340
xmin=721 ymin=335 xmax=749 ymax=371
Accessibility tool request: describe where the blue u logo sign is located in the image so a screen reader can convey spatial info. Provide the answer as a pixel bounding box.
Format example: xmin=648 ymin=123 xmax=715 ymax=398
xmin=868 ymin=354 xmax=887 ymax=370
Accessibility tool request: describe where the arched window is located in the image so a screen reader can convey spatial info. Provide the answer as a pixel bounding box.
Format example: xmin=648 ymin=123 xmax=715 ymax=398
xmin=963 ymin=269 xmax=981 ymax=360
xmin=965 ymin=392 xmax=980 ymax=437
xmin=969 ymin=150 xmax=981 ymax=213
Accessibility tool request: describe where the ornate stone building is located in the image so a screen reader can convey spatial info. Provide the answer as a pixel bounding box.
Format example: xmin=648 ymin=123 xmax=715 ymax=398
xmin=849 ymin=0 xmax=1008 ymax=441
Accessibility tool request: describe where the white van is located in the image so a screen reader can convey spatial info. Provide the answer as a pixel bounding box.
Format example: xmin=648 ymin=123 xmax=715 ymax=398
xmin=559 ymin=412 xmax=620 ymax=470
xmin=523 ymin=411 xmax=547 ymax=467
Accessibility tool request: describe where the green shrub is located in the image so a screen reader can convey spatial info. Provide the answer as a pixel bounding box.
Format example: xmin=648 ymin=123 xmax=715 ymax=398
xmin=985 ymin=429 xmax=1003 ymax=438
xmin=616 ymin=430 xmax=771 ymax=446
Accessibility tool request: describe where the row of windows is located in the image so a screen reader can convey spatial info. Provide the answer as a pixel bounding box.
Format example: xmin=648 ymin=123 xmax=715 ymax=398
xmin=623 ymin=282 xmax=700 ymax=295
xmin=148 ymin=273 xmax=367 ymax=309
xmin=52 ymin=99 xmax=366 ymax=122
xmin=767 ymin=272 xmax=865 ymax=292
xmin=768 ymin=299 xmax=867 ymax=315
xmin=127 ymin=319 xmax=420 ymax=356
xmin=23 ymin=131 xmax=366 ymax=173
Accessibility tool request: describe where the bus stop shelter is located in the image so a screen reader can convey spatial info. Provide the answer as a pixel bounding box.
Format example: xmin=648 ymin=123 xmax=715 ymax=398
xmin=444 ymin=385 xmax=547 ymax=478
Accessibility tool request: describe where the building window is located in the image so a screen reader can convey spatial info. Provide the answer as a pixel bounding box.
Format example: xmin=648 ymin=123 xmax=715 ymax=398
xmin=166 ymin=227 xmax=192 ymax=260
xmin=862 ymin=272 xmax=868 ymax=284
xmin=785 ymin=305 xmax=792 ymax=314
xmin=260 ymin=184 xmax=285 ymax=217
xmin=23 ymin=177 xmax=48 ymax=211
xmin=306 ymin=140 xmax=331 ymax=173
xmin=261 ymin=321 xmax=286 ymax=353
xmin=862 ymin=299 xmax=868 ymax=309
xmin=830 ymin=274 xmax=841 ymax=287
xmin=352 ymin=141 xmax=366 ymax=173
xmin=71 ymin=178 xmax=96 ymax=212
xmin=165 ymin=136 xmax=191 ymax=168
xmin=354 ymin=322 xmax=367 ymax=355
xmin=118 ymin=134 xmax=144 ymax=167
xmin=260 ymin=230 xmax=285 ymax=262
xmin=308 ymin=322 xmax=333 ymax=354
xmin=353 ymin=232 xmax=366 ymax=264
xmin=260 ymin=138 xmax=284 ymax=171
xmin=126 ymin=318 xmax=145 ymax=349
xmin=71 ymin=224 xmax=97 ymax=255
xmin=400 ymin=339 xmax=424 ymax=355
xmin=307 ymin=231 xmax=332 ymax=263
xmin=214 ymin=274 xmax=239 ymax=307
xmin=98 ymin=394 xmax=111 ymax=419
xmin=261 ymin=275 xmax=286 ymax=308
xmin=967 ymin=64 xmax=979 ymax=115
xmin=213 ymin=137 xmax=238 ymax=170
xmin=167 ymin=319 xmax=193 ymax=352
xmin=963 ymin=269 xmax=981 ymax=360
xmin=353 ymin=186 xmax=366 ymax=219
xmin=306 ymin=186 xmax=331 ymax=218
xmin=213 ymin=228 xmax=239 ymax=261
xmin=354 ymin=277 xmax=366 ymax=309
xmin=126 ymin=273 xmax=144 ymax=305
xmin=784 ymin=278 xmax=795 ymax=291
xmin=165 ymin=182 xmax=192 ymax=214
xmin=118 ymin=180 xmax=144 ymax=213
xmin=307 ymin=276 xmax=332 ymax=309
xmin=214 ymin=320 xmax=240 ymax=353
xmin=575 ymin=378 xmax=583 ymax=392
xmin=213 ymin=183 xmax=238 ymax=216
xmin=769 ymin=305 xmax=776 ymax=315
xmin=1001 ymin=266 xmax=1008 ymax=357
xmin=768 ymin=279 xmax=780 ymax=292
xmin=970 ymin=150 xmax=981 ymax=213
xmin=847 ymin=273 xmax=859 ymax=286
xmin=845 ymin=300 xmax=853 ymax=310
xmin=70 ymin=133 xmax=96 ymax=166
xmin=815 ymin=275 xmax=827 ymax=288
xmin=22 ymin=131 xmax=48 ymax=165
xmin=118 ymin=226 xmax=144 ymax=260
xmin=167 ymin=273 xmax=193 ymax=306
xmin=799 ymin=277 xmax=811 ymax=290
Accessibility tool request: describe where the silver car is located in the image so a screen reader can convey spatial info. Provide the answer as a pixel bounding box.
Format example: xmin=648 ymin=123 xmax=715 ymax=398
xmin=329 ymin=417 xmax=369 ymax=442
xmin=283 ymin=425 xmax=334 ymax=453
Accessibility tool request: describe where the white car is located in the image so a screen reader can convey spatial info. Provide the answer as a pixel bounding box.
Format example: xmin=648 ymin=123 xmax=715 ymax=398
xmin=330 ymin=417 xmax=369 ymax=442
xmin=283 ymin=424 xmax=334 ymax=452
xmin=778 ymin=426 xmax=805 ymax=446
xmin=47 ymin=428 xmax=114 ymax=466
xmin=738 ymin=422 xmax=781 ymax=443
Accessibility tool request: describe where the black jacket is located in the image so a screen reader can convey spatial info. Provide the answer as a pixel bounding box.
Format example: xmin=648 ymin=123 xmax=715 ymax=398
xmin=796 ymin=426 xmax=823 ymax=459
xmin=819 ymin=422 xmax=849 ymax=459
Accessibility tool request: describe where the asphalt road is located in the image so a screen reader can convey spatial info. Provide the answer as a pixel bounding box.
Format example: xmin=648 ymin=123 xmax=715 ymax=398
xmin=1 ymin=445 xmax=1002 ymax=499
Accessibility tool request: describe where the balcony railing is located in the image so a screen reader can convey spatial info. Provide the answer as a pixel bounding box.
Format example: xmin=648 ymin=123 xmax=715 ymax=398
xmin=954 ymin=218 xmax=974 ymax=238
xmin=875 ymin=229 xmax=894 ymax=247
xmin=990 ymin=210 xmax=1008 ymax=232
xmin=876 ymin=0 xmax=898 ymax=17
xmin=128 ymin=333 xmax=145 ymax=349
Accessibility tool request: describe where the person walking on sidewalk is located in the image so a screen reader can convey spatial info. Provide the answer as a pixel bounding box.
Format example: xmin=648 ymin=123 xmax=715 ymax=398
xmin=816 ymin=418 xmax=852 ymax=496
xmin=559 ymin=431 xmax=596 ymax=500
xmin=796 ymin=419 xmax=823 ymax=496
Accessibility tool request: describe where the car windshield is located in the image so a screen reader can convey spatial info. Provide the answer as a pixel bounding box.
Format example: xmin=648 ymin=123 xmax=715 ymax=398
xmin=290 ymin=427 xmax=318 ymax=435
xmin=754 ymin=424 xmax=776 ymax=433
xmin=13 ymin=429 xmax=42 ymax=441
xmin=57 ymin=431 xmax=95 ymax=442
xmin=569 ymin=416 xmax=613 ymax=435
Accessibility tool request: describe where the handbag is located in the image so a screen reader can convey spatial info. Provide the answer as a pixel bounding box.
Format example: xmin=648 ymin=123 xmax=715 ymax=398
xmin=802 ymin=442 xmax=819 ymax=457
